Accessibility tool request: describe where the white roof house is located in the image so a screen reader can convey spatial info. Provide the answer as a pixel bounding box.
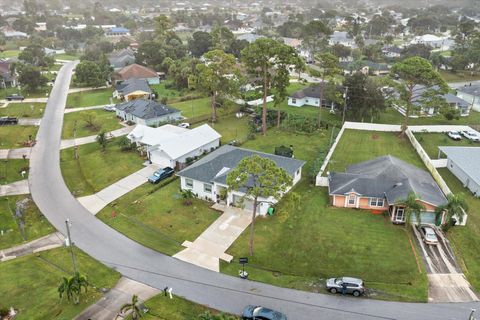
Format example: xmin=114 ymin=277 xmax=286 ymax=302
xmin=128 ymin=124 xmax=221 ymax=168
xmin=439 ymin=146 xmax=480 ymax=197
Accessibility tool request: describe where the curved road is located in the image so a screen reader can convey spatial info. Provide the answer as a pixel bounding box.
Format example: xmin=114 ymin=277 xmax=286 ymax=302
xmin=29 ymin=62 xmax=479 ymax=319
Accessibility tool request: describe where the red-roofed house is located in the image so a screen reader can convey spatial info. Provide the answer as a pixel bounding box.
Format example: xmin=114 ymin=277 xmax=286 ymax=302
xmin=116 ymin=63 xmax=160 ymax=85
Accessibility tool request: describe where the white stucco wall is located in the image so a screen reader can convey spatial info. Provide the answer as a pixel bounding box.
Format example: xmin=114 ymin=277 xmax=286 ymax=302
xmin=447 ymin=159 xmax=480 ymax=196
xmin=287 ymin=97 xmax=320 ymax=107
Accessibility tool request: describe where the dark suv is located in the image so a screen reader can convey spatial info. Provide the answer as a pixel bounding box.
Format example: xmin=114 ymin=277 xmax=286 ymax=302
xmin=148 ymin=167 xmax=174 ymax=184
xmin=6 ymin=94 xmax=25 ymax=101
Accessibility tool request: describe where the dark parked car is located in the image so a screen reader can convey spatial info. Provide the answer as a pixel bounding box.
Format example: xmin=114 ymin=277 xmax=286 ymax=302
xmin=242 ymin=305 xmax=287 ymax=320
xmin=148 ymin=167 xmax=174 ymax=184
xmin=326 ymin=277 xmax=365 ymax=297
xmin=0 ymin=117 xmax=18 ymax=125
xmin=6 ymin=94 xmax=24 ymax=101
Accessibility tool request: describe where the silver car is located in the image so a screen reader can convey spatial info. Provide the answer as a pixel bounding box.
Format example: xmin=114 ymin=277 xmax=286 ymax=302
xmin=326 ymin=277 xmax=365 ymax=297
xmin=461 ymin=131 xmax=480 ymax=142
xmin=420 ymin=226 xmax=439 ymax=245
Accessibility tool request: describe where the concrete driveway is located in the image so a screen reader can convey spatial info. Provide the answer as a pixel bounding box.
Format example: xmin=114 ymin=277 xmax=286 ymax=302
xmin=174 ymin=204 xmax=251 ymax=272
xmin=412 ymin=225 xmax=478 ymax=302
xmin=77 ymin=165 xmax=159 ymax=214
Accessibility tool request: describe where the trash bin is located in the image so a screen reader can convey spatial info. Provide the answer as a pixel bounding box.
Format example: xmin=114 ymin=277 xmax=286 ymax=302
xmin=267 ymin=207 xmax=275 ymax=216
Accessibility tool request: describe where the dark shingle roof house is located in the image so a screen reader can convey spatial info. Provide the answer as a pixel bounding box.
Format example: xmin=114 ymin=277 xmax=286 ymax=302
xmin=115 ymin=99 xmax=180 ymax=120
xmin=177 ymin=145 xmax=305 ymax=186
xmin=290 ymin=84 xmax=327 ymax=99
xmin=115 ymin=78 xmax=152 ymax=96
xmin=328 ymin=155 xmax=447 ymax=207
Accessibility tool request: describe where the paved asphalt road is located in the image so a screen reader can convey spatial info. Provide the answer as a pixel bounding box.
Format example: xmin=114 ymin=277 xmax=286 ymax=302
xmin=28 ymin=62 xmax=480 ymax=320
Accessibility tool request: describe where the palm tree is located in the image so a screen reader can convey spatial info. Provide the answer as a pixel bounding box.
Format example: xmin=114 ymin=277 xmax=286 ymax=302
xmin=403 ymin=192 xmax=425 ymax=227
xmin=120 ymin=294 xmax=142 ymax=319
xmin=58 ymin=272 xmax=89 ymax=305
xmin=435 ymin=193 xmax=468 ymax=229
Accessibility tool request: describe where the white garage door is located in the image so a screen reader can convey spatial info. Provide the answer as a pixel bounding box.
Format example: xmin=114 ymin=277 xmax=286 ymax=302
xmin=233 ymin=195 xmax=257 ymax=212
xmin=149 ymin=152 xmax=172 ymax=168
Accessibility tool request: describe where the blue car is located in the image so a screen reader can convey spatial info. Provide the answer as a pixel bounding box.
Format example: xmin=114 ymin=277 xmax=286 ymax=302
xmin=148 ymin=167 xmax=174 ymax=184
xmin=242 ymin=305 xmax=287 ymax=320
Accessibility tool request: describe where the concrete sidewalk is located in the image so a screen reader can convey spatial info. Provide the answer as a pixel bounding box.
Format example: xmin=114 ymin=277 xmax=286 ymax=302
xmin=75 ymin=277 xmax=159 ymax=320
xmin=0 ymin=148 xmax=32 ymax=159
xmin=68 ymin=86 xmax=109 ymax=94
xmin=18 ymin=118 xmax=41 ymax=126
xmin=60 ymin=126 xmax=133 ymax=149
xmin=64 ymin=105 xmax=106 ymax=113
xmin=173 ymin=204 xmax=251 ymax=272
xmin=0 ymin=232 xmax=64 ymax=262
xmin=77 ymin=165 xmax=159 ymax=214
xmin=0 ymin=98 xmax=48 ymax=105
xmin=0 ymin=180 xmax=30 ymax=196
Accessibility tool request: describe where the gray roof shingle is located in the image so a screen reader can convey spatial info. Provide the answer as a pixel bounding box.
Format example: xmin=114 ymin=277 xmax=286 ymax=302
xmin=115 ymin=99 xmax=179 ymax=120
xmin=177 ymin=145 xmax=305 ymax=185
xmin=328 ymin=155 xmax=447 ymax=206
xmin=115 ymin=78 xmax=152 ymax=96
xmin=439 ymin=146 xmax=480 ymax=186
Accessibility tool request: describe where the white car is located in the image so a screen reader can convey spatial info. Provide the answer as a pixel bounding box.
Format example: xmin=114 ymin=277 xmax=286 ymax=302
xmin=420 ymin=226 xmax=439 ymax=245
xmin=461 ymin=131 xmax=480 ymax=142
xmin=178 ymin=122 xmax=190 ymax=128
xmin=103 ymin=105 xmax=116 ymax=112
xmin=447 ymin=131 xmax=462 ymax=141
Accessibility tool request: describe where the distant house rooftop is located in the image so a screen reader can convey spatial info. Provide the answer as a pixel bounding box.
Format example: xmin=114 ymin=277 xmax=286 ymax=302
xmin=115 ymin=78 xmax=152 ymax=96
xmin=115 ymin=99 xmax=179 ymax=120
xmin=117 ymin=63 xmax=158 ymax=81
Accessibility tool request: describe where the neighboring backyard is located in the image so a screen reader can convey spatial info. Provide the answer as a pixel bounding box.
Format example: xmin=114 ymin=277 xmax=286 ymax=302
xmin=221 ymin=129 xmax=428 ymax=302
xmin=375 ymin=108 xmax=480 ymax=126
xmin=438 ymin=168 xmax=480 ymax=292
xmin=0 ymin=125 xmax=38 ymax=149
xmin=0 ymin=103 xmax=46 ymax=118
xmin=415 ymin=132 xmax=478 ymax=158
xmin=60 ymin=139 xmax=144 ymax=197
xmin=0 ymin=195 xmax=54 ymax=250
xmin=62 ymin=109 xmax=123 ymax=139
xmin=66 ymin=88 xmax=114 ymax=108
xmin=0 ymin=158 xmax=29 ymax=184
xmin=0 ymin=247 xmax=120 ymax=319
xmin=97 ymin=181 xmax=220 ymax=256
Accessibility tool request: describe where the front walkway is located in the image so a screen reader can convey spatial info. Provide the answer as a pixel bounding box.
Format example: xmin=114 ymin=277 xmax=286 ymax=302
xmin=75 ymin=277 xmax=159 ymax=320
xmin=0 ymin=180 xmax=29 ymax=196
xmin=18 ymin=118 xmax=41 ymax=126
xmin=0 ymin=232 xmax=64 ymax=262
xmin=77 ymin=165 xmax=159 ymax=214
xmin=64 ymin=105 xmax=106 ymax=113
xmin=60 ymin=126 xmax=133 ymax=149
xmin=173 ymin=204 xmax=252 ymax=272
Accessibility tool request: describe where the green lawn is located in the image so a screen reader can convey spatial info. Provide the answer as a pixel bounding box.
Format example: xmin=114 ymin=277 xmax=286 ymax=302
xmin=62 ymin=109 xmax=123 ymax=139
xmin=60 ymin=138 xmax=144 ymax=197
xmin=0 ymin=86 xmax=51 ymax=100
xmin=415 ymin=133 xmax=478 ymax=158
xmin=55 ymin=53 xmax=80 ymax=61
xmin=140 ymin=294 xmax=236 ymax=319
xmin=0 ymin=195 xmax=55 ymax=250
xmin=0 ymin=158 xmax=29 ymax=184
xmin=0 ymin=102 xmax=46 ymax=118
xmin=150 ymin=82 xmax=182 ymax=100
xmin=221 ymin=128 xmax=428 ymax=302
xmin=194 ymin=113 xmax=251 ymax=144
xmin=97 ymin=181 xmax=220 ymax=256
xmin=437 ymin=168 xmax=480 ymax=291
xmin=171 ymin=97 xmax=212 ymax=119
xmin=0 ymin=126 xmax=38 ymax=149
xmin=328 ymin=130 xmax=424 ymax=173
xmin=0 ymin=50 xmax=21 ymax=59
xmin=0 ymin=247 xmax=120 ymax=319
xmin=439 ymin=70 xmax=480 ymax=83
xmin=375 ymin=108 xmax=480 ymax=126
xmin=66 ymin=88 xmax=114 ymax=108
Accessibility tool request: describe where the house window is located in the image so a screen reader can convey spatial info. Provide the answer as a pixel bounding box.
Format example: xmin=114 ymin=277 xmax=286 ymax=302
xmin=185 ymin=178 xmax=193 ymax=189
xmin=348 ymin=194 xmax=356 ymax=205
xmin=395 ymin=208 xmax=405 ymax=222
xmin=292 ymin=98 xmax=296 ymax=104
xmin=370 ymin=197 xmax=384 ymax=207
xmin=296 ymin=169 xmax=300 ymax=176
xmin=305 ymin=99 xmax=309 ymax=103
xmin=204 ymin=183 xmax=212 ymax=193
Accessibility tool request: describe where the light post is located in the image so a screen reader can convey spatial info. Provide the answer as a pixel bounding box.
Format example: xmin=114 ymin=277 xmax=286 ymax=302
xmin=342 ymin=86 xmax=348 ymax=124
xmin=65 ymin=219 xmax=78 ymax=273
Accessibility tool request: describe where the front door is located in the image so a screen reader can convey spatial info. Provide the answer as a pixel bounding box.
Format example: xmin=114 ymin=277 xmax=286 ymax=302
xmin=394 ymin=207 xmax=405 ymax=223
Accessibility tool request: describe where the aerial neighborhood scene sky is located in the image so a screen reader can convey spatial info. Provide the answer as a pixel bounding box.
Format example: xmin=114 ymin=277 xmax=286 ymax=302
xmin=1 ymin=0 xmax=480 ymax=319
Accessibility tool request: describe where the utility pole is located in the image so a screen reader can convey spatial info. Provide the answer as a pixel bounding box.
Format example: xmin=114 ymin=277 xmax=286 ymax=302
xmin=342 ymin=86 xmax=348 ymax=124
xmin=65 ymin=219 xmax=78 ymax=274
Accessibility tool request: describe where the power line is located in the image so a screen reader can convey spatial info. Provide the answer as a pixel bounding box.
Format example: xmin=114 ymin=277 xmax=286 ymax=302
xmin=101 ymin=260 xmax=395 ymax=320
